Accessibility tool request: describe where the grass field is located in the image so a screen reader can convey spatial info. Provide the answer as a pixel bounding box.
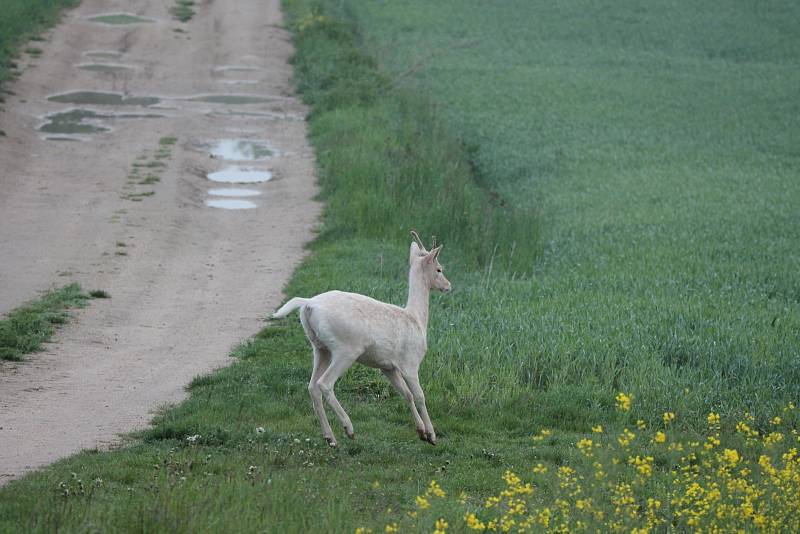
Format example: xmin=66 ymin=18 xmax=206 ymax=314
xmin=0 ymin=284 xmax=90 ymax=361
xmin=1 ymin=0 xmax=799 ymax=531
xmin=0 ymin=0 xmax=78 ymax=91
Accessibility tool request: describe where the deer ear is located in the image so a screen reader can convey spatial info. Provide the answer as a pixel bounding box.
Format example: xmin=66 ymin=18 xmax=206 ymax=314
xmin=410 ymin=230 xmax=429 ymax=254
xmin=425 ymin=245 xmax=443 ymax=263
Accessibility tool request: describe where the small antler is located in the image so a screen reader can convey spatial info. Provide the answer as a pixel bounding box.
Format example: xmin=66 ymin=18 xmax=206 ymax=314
xmin=410 ymin=230 xmax=428 ymax=253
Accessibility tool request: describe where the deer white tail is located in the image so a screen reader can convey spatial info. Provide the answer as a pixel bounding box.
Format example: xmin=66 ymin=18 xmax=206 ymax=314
xmin=272 ymin=297 xmax=309 ymax=319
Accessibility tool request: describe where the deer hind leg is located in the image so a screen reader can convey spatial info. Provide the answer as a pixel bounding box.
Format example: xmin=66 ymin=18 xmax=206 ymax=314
xmin=381 ymin=368 xmax=426 ymax=439
xmin=316 ymin=350 xmax=358 ymax=440
xmin=301 ymin=307 xmax=337 ymax=447
xmin=308 ymin=346 xmax=336 ymax=446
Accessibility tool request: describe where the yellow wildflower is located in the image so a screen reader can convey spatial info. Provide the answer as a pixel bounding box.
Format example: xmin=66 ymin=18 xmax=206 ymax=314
xmin=663 ymin=412 xmax=676 ymax=425
xmin=618 ymin=428 xmax=636 ymax=447
xmin=384 ymin=523 xmax=398 ymax=533
xmin=628 ymin=455 xmax=654 ymax=477
xmin=532 ymin=429 xmax=551 ymax=442
xmin=464 ymin=513 xmax=485 ymax=531
xmin=722 ymin=448 xmax=740 ymax=466
xmin=536 ymin=508 xmax=552 ymax=528
xmin=433 ymin=518 xmax=448 ymax=534
xmin=654 ymin=431 xmax=666 ymax=443
xmin=577 ymin=438 xmax=594 ymax=456
xmin=616 ymin=392 xmax=632 ymax=411
xmin=416 ymin=495 xmax=430 ymax=509
xmin=427 ymin=480 xmax=446 ymax=498
xmin=707 ymin=412 xmax=720 ymax=427
xmin=592 ymin=425 xmax=604 ymax=433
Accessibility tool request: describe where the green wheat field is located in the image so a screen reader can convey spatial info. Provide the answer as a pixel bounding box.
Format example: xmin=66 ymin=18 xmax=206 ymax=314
xmin=1 ymin=0 xmax=798 ymax=531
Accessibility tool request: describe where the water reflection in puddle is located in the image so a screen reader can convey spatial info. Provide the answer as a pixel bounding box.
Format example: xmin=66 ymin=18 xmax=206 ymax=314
xmin=39 ymin=109 xmax=109 ymax=134
xmin=88 ymin=13 xmax=154 ymax=25
xmin=210 ymin=139 xmax=274 ymax=161
xmin=219 ymin=80 xmax=260 ymax=85
xmin=48 ymin=91 xmax=160 ymax=107
xmin=214 ymin=65 xmax=259 ymax=73
xmin=38 ymin=108 xmax=164 ymax=135
xmin=77 ymin=63 xmax=134 ymax=73
xmin=205 ymin=199 xmax=258 ymax=210
xmin=207 ymin=168 xmax=272 ymax=183
xmin=208 ymin=188 xmax=262 ymax=197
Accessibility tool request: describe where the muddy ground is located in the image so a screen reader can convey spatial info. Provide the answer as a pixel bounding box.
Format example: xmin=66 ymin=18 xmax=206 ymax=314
xmin=0 ymin=0 xmax=319 ymax=483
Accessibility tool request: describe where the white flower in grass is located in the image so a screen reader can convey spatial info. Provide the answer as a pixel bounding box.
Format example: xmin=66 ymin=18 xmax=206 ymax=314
xmin=255 ymin=427 xmax=265 ymax=434
xmin=186 ymin=434 xmax=201 ymax=443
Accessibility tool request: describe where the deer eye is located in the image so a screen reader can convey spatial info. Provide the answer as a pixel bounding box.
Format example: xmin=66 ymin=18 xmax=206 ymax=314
xmin=437 ymin=268 xmax=442 ymax=273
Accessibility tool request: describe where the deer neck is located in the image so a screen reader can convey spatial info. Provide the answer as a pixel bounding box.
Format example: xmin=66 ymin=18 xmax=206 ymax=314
xmin=405 ymin=261 xmax=430 ymax=330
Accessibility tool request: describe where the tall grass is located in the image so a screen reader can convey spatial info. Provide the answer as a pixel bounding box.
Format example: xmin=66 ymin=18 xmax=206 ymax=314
xmin=0 ymin=0 xmax=78 ymax=88
xmin=289 ymin=7 xmax=539 ymax=272
xmin=0 ymin=283 xmax=89 ymax=361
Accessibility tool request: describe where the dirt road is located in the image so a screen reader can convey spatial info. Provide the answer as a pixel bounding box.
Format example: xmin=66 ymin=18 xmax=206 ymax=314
xmin=0 ymin=0 xmax=319 ymax=483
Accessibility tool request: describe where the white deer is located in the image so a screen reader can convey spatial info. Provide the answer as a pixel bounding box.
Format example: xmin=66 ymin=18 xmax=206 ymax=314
xmin=272 ymin=231 xmax=451 ymax=447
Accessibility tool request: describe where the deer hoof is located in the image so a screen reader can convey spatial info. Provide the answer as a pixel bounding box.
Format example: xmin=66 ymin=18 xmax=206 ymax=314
xmin=345 ymin=427 xmax=355 ymax=440
xmin=325 ymin=437 xmax=338 ymax=448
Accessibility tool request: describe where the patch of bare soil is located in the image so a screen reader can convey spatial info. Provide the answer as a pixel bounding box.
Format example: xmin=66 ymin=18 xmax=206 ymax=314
xmin=0 ymin=0 xmax=320 ymax=483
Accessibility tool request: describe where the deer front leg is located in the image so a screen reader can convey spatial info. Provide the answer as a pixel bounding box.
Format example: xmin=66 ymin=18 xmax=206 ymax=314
xmin=382 ymin=368 xmax=426 ymax=439
xmin=402 ymin=372 xmax=436 ymax=445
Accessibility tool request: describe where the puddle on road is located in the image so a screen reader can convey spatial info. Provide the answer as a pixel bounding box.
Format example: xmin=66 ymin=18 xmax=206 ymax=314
xmin=48 ymin=91 xmax=160 ymax=107
xmin=83 ymin=51 xmax=123 ymax=60
xmin=219 ymin=80 xmax=260 ymax=85
xmin=208 ymin=188 xmax=262 ymax=197
xmin=39 ymin=109 xmax=110 ymax=134
xmin=77 ymin=63 xmax=134 ymax=73
xmin=214 ymin=65 xmax=259 ymax=73
xmin=207 ymin=168 xmax=272 ymax=184
xmin=88 ymin=14 xmax=154 ymax=25
xmin=205 ymin=199 xmax=258 ymax=210
xmin=187 ymin=95 xmax=273 ymax=105
xmin=38 ymin=109 xmax=165 ymax=135
xmin=210 ymin=139 xmax=274 ymax=161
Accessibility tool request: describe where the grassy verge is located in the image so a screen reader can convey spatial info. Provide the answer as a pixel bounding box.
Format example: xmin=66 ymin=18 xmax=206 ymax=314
xmin=0 ymin=0 xmax=798 ymax=532
xmin=170 ymin=0 xmax=195 ymax=23
xmin=0 ymin=0 xmax=79 ymax=92
xmin=0 ymin=284 xmax=90 ymax=361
